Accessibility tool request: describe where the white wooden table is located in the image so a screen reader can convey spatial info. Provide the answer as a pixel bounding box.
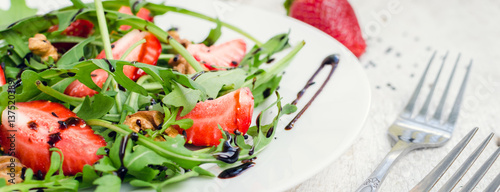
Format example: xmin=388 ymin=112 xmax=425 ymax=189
xmin=239 ymin=0 xmax=500 ymax=191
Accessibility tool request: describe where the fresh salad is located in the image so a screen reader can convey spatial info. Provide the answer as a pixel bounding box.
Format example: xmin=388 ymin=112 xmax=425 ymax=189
xmin=0 ymin=0 xmax=304 ymax=191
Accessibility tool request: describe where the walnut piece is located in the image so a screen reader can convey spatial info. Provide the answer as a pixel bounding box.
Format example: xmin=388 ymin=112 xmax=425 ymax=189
xmin=124 ymin=111 xmax=179 ymax=140
xmin=168 ymin=30 xmax=191 ymax=48
xmin=169 ymin=55 xmax=197 ymax=74
xmin=0 ymin=156 xmax=25 ymax=185
xmin=28 ymin=33 xmax=59 ymax=62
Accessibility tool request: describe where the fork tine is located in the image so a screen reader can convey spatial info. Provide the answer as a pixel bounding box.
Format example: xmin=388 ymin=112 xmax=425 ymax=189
xmin=415 ymin=51 xmax=449 ymax=121
xmin=402 ymin=51 xmax=437 ymax=118
xmin=437 ymin=133 xmax=494 ymax=192
xmin=410 ymin=128 xmax=478 ymax=192
xmin=484 ymin=170 xmax=500 ymax=192
xmin=446 ymin=60 xmax=472 ymax=127
xmin=460 ymin=146 xmax=500 ymax=192
xmin=431 ymin=53 xmax=461 ymax=123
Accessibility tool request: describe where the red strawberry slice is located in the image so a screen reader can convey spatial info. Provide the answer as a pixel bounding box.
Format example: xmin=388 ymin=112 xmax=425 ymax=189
xmin=65 ymin=30 xmax=161 ymax=97
xmin=286 ymin=0 xmax=366 ymax=57
xmin=187 ymin=39 xmax=246 ymax=70
xmin=0 ymin=65 xmax=6 ymax=85
xmin=64 ymin=68 xmax=108 ymax=98
xmin=176 ymin=87 xmax=254 ymax=146
xmin=0 ymin=101 xmax=106 ymax=175
xmin=48 ymin=19 xmax=95 ymax=52
xmin=118 ymin=6 xmax=154 ymax=31
xmin=95 ymin=29 xmax=161 ymax=80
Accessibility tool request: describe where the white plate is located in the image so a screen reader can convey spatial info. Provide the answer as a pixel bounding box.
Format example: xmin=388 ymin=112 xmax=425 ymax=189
xmin=25 ymin=0 xmax=371 ymax=191
xmin=141 ymin=0 xmax=371 ymax=191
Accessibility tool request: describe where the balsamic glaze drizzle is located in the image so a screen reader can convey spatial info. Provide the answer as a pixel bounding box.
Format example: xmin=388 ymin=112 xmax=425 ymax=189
xmin=214 ymin=132 xmax=240 ymax=164
xmin=218 ymin=162 xmax=255 ymax=179
xmin=117 ymin=134 xmax=130 ymax=180
xmin=285 ymin=54 xmax=340 ymax=130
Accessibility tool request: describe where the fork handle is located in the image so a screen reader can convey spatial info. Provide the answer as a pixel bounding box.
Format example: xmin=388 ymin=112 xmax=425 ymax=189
xmin=355 ymin=140 xmax=414 ymax=192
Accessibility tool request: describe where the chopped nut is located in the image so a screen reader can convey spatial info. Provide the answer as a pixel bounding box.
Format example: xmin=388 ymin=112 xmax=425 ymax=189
xmin=0 ymin=156 xmax=25 ymax=185
xmin=28 ymin=34 xmax=59 ymax=62
xmin=165 ymin=127 xmax=179 ymax=138
xmin=124 ymin=111 xmax=164 ymax=132
xmin=124 ymin=111 xmax=179 ymax=140
xmin=169 ymin=55 xmax=197 ymax=74
xmin=168 ymin=30 xmax=191 ymax=48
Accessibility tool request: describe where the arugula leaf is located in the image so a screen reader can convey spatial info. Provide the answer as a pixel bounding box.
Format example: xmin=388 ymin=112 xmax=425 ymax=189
xmin=130 ymin=166 xmax=213 ymax=192
xmin=109 ymin=137 xmax=180 ymax=182
xmin=71 ymin=0 xmax=88 ymax=9
xmin=79 ymin=165 xmax=100 ymax=189
xmin=53 ymin=9 xmax=81 ymax=33
xmin=201 ymin=18 xmax=222 ymax=46
xmin=77 ymin=93 xmax=115 ymax=120
xmin=93 ymin=174 xmax=121 ymax=192
xmin=94 ymin=156 xmax=118 ymax=173
xmin=129 ymin=0 xmax=148 ymax=15
xmin=0 ymin=31 xmax=30 ymax=65
xmin=241 ymin=33 xmax=290 ymax=71
xmin=251 ymin=75 xmax=282 ymax=106
xmin=0 ymin=0 xmax=37 ymax=29
xmin=283 ymin=0 xmax=295 ymax=15
xmin=13 ymin=70 xmax=43 ymax=102
xmin=162 ymin=82 xmax=206 ymax=116
xmin=194 ymin=69 xmax=246 ymax=98
xmin=57 ymin=37 xmax=95 ymax=66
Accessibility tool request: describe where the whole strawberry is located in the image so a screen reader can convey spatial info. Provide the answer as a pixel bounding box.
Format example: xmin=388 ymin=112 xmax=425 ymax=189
xmin=285 ymin=0 xmax=366 ymax=57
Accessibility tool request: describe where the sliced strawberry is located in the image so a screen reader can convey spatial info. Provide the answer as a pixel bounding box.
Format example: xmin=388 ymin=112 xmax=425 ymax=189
xmin=286 ymin=0 xmax=366 ymax=57
xmin=118 ymin=6 xmax=154 ymax=31
xmin=176 ymin=87 xmax=254 ymax=146
xmin=187 ymin=39 xmax=246 ymax=70
xmin=54 ymin=120 xmax=107 ymax=175
xmin=64 ymin=69 xmax=108 ymax=98
xmin=0 ymin=101 xmax=106 ymax=175
xmin=95 ymin=29 xmax=161 ymax=80
xmin=48 ymin=19 xmax=94 ymax=52
xmin=65 ymin=30 xmax=161 ymax=97
xmin=0 ymin=65 xmax=6 ymax=86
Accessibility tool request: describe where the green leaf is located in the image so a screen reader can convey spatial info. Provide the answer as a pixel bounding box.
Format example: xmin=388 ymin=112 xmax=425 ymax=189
xmin=162 ymin=82 xmax=206 ymax=116
xmin=45 ymin=150 xmax=63 ymax=180
xmin=77 ymin=94 xmax=115 ymax=120
xmin=252 ymin=75 xmax=282 ymax=106
xmin=15 ymin=70 xmax=43 ymax=102
xmin=71 ymin=0 xmax=88 ymax=9
xmin=0 ymin=31 xmax=30 ymax=65
xmin=53 ymin=9 xmax=81 ymax=33
xmin=0 ymin=0 xmax=37 ymax=29
xmin=241 ymin=33 xmax=290 ymax=71
xmin=201 ymin=18 xmax=222 ymax=46
xmin=171 ymin=118 xmax=193 ymax=130
xmin=25 ymin=58 xmax=48 ymax=70
xmin=57 ymin=37 xmax=95 ymax=66
xmin=0 ymin=178 xmax=6 ymax=187
xmin=30 ymin=77 xmax=76 ymax=101
xmin=94 ymin=156 xmax=118 ymax=173
xmin=194 ymin=69 xmax=246 ymax=98
xmin=283 ymin=0 xmax=295 ymax=15
xmin=93 ymin=174 xmax=121 ymax=192
xmin=129 ymin=179 xmax=155 ymax=188
xmin=129 ymin=0 xmax=148 ymax=15
xmin=282 ymin=103 xmax=297 ymax=114
xmin=80 ymin=165 xmax=99 ymax=189
xmin=123 ymin=145 xmax=179 ymax=182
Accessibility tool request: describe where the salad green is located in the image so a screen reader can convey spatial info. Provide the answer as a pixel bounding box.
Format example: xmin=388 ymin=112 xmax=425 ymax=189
xmin=0 ymin=0 xmax=303 ymax=191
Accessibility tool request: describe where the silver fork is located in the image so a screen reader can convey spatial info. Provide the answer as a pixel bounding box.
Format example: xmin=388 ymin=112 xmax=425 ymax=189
xmin=355 ymin=52 xmax=473 ymax=192
xmin=411 ymin=128 xmax=500 ymax=192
